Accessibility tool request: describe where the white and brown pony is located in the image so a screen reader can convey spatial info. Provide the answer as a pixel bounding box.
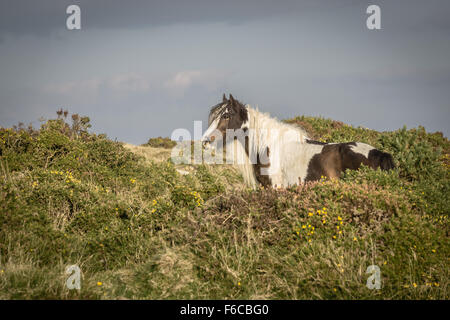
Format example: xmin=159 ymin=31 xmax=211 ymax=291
xmin=201 ymin=94 xmax=395 ymax=188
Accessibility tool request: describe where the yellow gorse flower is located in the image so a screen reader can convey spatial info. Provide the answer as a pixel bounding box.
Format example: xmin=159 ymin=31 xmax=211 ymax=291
xmin=190 ymin=191 xmax=204 ymax=207
xmin=49 ymin=169 xmax=81 ymax=184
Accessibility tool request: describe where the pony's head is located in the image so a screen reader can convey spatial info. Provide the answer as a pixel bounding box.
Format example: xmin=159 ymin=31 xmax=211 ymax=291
xmin=201 ymin=94 xmax=249 ymax=147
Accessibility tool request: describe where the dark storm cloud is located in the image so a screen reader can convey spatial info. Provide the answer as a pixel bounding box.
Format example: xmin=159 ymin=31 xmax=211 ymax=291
xmin=1 ymin=0 xmax=450 ymax=142
xmin=0 ymin=0 xmax=363 ymax=37
xmin=2 ymin=0 xmax=450 ymax=38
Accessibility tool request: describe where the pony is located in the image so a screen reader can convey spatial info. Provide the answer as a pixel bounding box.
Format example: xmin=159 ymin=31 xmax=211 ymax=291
xmin=201 ymin=94 xmax=395 ymax=188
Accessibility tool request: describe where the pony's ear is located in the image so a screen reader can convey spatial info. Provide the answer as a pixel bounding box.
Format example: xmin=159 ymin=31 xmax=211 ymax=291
xmin=229 ymin=94 xmax=242 ymax=112
xmin=222 ymin=94 xmax=227 ymax=102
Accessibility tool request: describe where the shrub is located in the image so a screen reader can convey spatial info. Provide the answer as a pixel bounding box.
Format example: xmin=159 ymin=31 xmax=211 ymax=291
xmin=142 ymin=137 xmax=176 ymax=149
xmin=0 ymin=110 xmax=448 ymax=299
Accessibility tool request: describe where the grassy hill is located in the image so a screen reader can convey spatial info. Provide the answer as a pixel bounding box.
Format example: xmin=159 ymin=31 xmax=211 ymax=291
xmin=0 ymin=112 xmax=448 ymax=299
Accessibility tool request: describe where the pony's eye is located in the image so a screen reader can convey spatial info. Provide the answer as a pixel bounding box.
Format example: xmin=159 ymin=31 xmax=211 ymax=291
xmin=223 ymin=114 xmax=230 ymax=119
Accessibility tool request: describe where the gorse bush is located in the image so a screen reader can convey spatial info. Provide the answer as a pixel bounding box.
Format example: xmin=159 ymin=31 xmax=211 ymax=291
xmin=142 ymin=136 xmax=177 ymax=149
xmin=0 ymin=112 xmax=230 ymax=295
xmin=0 ymin=111 xmax=448 ymax=299
xmin=379 ymin=126 xmax=446 ymax=181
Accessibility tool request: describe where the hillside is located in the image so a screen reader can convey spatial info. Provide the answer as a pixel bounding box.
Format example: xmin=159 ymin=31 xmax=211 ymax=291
xmin=0 ymin=113 xmax=448 ymax=299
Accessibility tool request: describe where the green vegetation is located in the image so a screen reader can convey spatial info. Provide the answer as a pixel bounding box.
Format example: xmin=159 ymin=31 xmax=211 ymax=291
xmin=142 ymin=136 xmax=177 ymax=149
xmin=0 ymin=112 xmax=448 ymax=299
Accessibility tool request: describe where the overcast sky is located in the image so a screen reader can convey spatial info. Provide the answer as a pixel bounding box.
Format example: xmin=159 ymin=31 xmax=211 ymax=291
xmin=0 ymin=0 xmax=449 ymax=143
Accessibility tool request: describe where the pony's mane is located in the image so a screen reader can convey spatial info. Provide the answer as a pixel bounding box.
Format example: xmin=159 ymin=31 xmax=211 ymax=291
xmin=233 ymin=104 xmax=309 ymax=189
xmin=245 ymin=105 xmax=309 ymax=141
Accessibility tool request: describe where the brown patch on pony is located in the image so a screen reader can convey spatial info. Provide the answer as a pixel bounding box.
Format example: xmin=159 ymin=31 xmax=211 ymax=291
xmin=306 ymin=142 xmax=395 ymax=181
xmin=305 ymin=142 xmax=367 ymax=181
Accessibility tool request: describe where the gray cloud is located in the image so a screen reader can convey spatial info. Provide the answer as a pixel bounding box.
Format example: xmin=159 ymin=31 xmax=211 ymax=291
xmin=1 ymin=0 xmax=449 ymax=143
xmin=0 ymin=0 xmax=365 ymax=37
